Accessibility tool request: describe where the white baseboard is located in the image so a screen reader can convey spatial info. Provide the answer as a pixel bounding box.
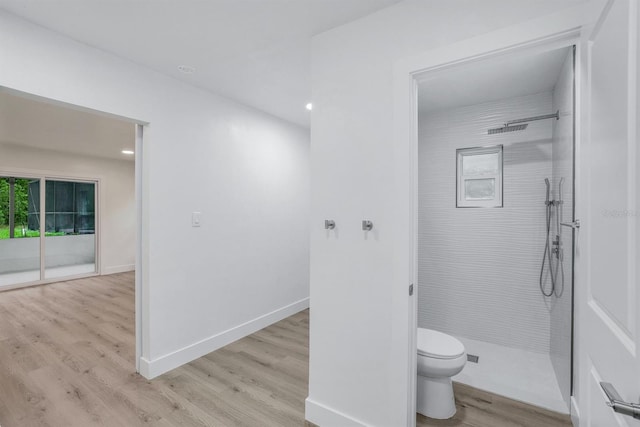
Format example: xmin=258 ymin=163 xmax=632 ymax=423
xmin=570 ymin=396 xmax=580 ymax=426
xmin=138 ymin=356 xmax=152 ymax=379
xmin=102 ymin=264 xmax=135 ymax=275
xmin=305 ymin=398 xmax=368 ymax=427
xmin=139 ymin=297 xmax=309 ymax=379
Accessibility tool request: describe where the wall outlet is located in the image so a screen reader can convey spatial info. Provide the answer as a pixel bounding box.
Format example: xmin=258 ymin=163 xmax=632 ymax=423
xmin=192 ymin=212 xmax=201 ymax=227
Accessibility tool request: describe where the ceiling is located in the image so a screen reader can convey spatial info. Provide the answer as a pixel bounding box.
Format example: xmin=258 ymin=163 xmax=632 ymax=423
xmin=418 ymin=47 xmax=571 ymax=114
xmin=0 ymin=91 xmax=136 ymax=161
xmin=0 ymin=0 xmax=403 ymax=128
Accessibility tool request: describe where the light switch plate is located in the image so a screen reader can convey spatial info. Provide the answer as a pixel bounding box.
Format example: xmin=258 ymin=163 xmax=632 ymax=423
xmin=192 ymin=212 xmax=201 ymax=227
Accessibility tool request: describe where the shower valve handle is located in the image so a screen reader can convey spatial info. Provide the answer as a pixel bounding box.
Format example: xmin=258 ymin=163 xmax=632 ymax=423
xmin=560 ymin=220 xmax=581 ymax=229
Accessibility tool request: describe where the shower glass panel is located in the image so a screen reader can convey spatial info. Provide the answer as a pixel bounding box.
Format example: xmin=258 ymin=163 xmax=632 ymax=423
xmin=0 ymin=176 xmax=41 ymax=287
xmin=44 ymin=179 xmax=96 ymax=279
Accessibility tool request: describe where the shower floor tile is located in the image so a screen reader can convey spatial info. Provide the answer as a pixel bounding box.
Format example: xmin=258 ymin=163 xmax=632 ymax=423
xmin=453 ymin=336 xmax=569 ymax=414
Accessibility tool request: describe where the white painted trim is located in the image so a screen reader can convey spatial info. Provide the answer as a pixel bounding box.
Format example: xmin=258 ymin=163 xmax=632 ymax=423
xmin=138 ymin=356 xmax=152 ymax=379
xmin=139 ymin=124 xmax=151 ymax=375
xmin=571 ymin=396 xmax=580 ymax=426
xmin=393 ymin=3 xmax=606 ymax=425
xmin=396 ymin=1 xmax=604 ymax=78
xmin=304 ymin=398 xmax=368 ymax=427
xmin=94 ymin=177 xmax=101 ymax=276
xmin=139 ymin=297 xmax=310 ymax=379
xmin=0 ymin=166 xmax=106 ymax=183
xmin=135 ymin=123 xmax=144 ymax=374
xmin=0 ymin=86 xmax=149 ymax=126
xmin=39 ymin=172 xmax=46 ymax=280
xmin=102 ymin=264 xmax=135 ymax=275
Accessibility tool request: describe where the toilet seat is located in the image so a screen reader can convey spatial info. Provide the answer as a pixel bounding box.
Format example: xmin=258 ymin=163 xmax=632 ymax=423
xmin=417 ymin=328 xmax=465 ymax=359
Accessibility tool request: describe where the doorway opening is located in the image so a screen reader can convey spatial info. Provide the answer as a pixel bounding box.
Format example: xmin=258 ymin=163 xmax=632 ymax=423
xmin=413 ymin=42 xmax=576 ymax=419
xmin=0 ymin=87 xmax=146 ymax=373
xmin=0 ymin=90 xmax=136 ymax=288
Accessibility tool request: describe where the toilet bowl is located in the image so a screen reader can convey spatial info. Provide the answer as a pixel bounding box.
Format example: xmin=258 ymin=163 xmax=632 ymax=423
xmin=416 ymin=328 xmax=466 ymax=419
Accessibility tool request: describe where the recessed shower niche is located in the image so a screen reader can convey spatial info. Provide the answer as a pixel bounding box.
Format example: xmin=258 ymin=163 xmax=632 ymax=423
xmin=416 ymin=45 xmax=575 ymax=415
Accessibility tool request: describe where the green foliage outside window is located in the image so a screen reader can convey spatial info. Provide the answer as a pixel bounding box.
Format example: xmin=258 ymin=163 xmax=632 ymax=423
xmin=0 ymin=178 xmax=30 ymax=226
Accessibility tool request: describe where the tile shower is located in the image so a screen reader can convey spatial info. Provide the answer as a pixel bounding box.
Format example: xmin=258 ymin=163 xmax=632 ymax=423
xmin=418 ymin=48 xmax=574 ymax=413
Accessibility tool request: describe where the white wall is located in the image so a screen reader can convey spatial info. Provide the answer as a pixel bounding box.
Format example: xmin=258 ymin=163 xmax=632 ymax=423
xmin=418 ymin=92 xmax=553 ymax=353
xmin=0 ymin=10 xmax=310 ymax=378
xmin=308 ymin=1 xmax=589 ymax=425
xmin=0 ymin=142 xmax=135 ymax=275
xmin=550 ymin=49 xmax=574 ymax=410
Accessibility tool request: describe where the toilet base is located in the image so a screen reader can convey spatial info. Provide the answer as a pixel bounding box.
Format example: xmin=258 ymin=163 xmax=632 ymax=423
xmin=416 ymin=374 xmax=456 ymax=419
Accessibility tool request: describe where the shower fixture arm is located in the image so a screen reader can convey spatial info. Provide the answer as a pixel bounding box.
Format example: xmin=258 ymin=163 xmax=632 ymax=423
xmin=560 ymin=220 xmax=581 ymax=229
xmin=506 ymin=110 xmax=560 ymax=126
xmin=488 ymin=110 xmax=559 ymax=134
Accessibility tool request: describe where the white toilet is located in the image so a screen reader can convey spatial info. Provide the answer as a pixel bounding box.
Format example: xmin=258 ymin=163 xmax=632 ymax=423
xmin=416 ymin=328 xmax=467 ymax=419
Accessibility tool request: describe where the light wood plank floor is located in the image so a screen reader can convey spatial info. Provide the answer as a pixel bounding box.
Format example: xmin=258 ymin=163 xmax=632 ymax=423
xmin=417 ymin=382 xmax=572 ymax=427
xmin=0 ymin=273 xmax=571 ymax=427
xmin=0 ymin=272 xmax=308 ymax=426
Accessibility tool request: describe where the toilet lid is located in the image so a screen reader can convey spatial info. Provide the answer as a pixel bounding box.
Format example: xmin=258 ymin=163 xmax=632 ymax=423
xmin=417 ymin=328 xmax=465 ymax=359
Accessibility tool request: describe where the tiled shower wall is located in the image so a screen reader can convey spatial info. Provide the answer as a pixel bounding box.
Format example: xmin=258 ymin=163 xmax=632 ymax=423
xmin=550 ymin=49 xmax=574 ymax=409
xmin=418 ymin=92 xmax=554 ymax=354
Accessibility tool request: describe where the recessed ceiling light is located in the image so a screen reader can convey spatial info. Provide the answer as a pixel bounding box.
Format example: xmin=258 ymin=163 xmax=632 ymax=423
xmin=178 ymin=65 xmax=195 ymax=74
xmin=122 ymin=150 xmax=134 ymax=155
xmin=306 ymin=103 xmax=313 ymax=111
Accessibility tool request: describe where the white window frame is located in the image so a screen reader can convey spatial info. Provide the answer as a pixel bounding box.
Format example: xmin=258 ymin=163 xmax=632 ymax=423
xmin=456 ymin=145 xmax=503 ymax=208
xmin=0 ymin=169 xmax=101 ymax=291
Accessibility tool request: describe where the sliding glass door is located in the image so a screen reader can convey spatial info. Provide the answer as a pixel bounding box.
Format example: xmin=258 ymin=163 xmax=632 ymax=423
xmin=45 ymin=180 xmax=96 ymax=279
xmin=0 ymin=175 xmax=97 ymax=288
xmin=0 ymin=176 xmax=41 ymax=287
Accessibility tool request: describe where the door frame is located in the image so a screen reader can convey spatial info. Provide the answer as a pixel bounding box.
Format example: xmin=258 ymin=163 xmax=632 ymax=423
xmin=0 ymin=170 xmax=102 ymax=288
xmin=392 ymin=3 xmax=605 ymax=425
xmin=0 ymin=86 xmax=150 ymax=375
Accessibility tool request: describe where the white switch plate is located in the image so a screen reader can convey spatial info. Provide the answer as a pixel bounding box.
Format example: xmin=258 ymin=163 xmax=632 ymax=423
xmin=192 ymin=212 xmax=201 ymax=227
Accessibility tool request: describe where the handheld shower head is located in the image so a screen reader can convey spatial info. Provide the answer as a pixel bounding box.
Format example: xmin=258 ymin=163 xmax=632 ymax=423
xmin=545 ymin=178 xmax=551 ymax=205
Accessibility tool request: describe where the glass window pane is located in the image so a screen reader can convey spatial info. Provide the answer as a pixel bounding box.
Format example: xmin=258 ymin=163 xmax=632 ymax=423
xmin=55 ymin=213 xmax=75 ymax=233
xmin=54 ymin=181 xmax=74 ymax=213
xmin=27 ymin=180 xmax=41 ymax=231
xmin=462 ymin=152 xmax=499 ymax=175
xmin=45 ymin=180 xmax=96 ymax=279
xmin=0 ymin=176 xmax=41 ymax=287
xmin=465 ymin=178 xmax=496 ymax=200
xmin=45 ymin=181 xmax=55 ymax=213
xmin=75 ymin=183 xmax=95 ymax=234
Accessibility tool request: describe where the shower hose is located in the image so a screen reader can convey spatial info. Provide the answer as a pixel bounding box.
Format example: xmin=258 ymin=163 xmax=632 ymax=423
xmin=539 ymin=194 xmax=565 ymax=298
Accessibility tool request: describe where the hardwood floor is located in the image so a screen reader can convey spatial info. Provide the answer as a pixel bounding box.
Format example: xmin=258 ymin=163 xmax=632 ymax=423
xmin=417 ymin=382 xmax=572 ymax=427
xmin=0 ymin=272 xmax=571 ymax=427
xmin=0 ymin=272 xmax=308 ymax=426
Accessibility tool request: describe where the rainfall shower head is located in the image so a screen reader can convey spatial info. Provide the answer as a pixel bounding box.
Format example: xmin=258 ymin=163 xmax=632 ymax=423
xmin=488 ymin=123 xmax=529 ymax=134
xmin=487 ymin=110 xmax=559 ymax=135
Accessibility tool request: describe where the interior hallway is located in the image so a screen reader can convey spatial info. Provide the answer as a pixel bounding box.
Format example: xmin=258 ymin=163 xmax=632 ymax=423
xmin=0 ymin=272 xmax=309 ymax=426
xmin=0 ymin=273 xmax=570 ymax=426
